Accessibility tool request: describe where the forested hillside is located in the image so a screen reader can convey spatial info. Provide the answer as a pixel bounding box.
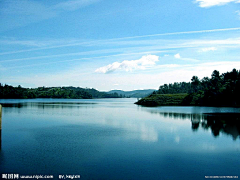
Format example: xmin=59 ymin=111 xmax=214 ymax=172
xmin=182 ymin=69 xmax=240 ymax=106
xmin=0 ymin=85 xmax=122 ymax=99
xmin=136 ymin=69 xmax=240 ymax=107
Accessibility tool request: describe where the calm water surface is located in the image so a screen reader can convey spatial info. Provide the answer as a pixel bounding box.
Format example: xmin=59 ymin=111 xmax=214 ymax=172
xmin=0 ymin=98 xmax=240 ymax=180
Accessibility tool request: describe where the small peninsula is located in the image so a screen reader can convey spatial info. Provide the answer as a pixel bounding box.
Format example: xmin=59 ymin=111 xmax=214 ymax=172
xmin=135 ymin=69 xmax=240 ymax=107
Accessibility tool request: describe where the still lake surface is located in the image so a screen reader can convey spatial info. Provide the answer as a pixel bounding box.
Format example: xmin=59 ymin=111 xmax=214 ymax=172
xmin=0 ymin=98 xmax=240 ymax=180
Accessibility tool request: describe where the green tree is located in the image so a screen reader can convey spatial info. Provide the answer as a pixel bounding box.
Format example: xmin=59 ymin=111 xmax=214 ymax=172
xmin=191 ymin=76 xmax=200 ymax=93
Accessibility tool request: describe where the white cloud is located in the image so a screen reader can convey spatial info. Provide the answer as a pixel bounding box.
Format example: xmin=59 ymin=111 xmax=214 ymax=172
xmin=1 ymin=27 xmax=240 ymax=55
xmin=195 ymin=0 xmax=239 ymax=8
xmin=3 ymin=61 xmax=240 ymax=91
xmin=53 ymin=0 xmax=101 ymax=11
xmin=158 ymin=64 xmax=180 ymax=68
xmin=236 ymin=10 xmax=240 ymax=17
xmin=174 ymin=53 xmax=181 ymax=59
xmin=199 ymin=47 xmax=217 ymax=52
xmin=174 ymin=53 xmax=199 ymax=62
xmin=1 ymin=0 xmax=100 ymax=15
xmin=187 ymin=38 xmax=240 ymax=47
xmin=95 ymin=55 xmax=159 ymax=73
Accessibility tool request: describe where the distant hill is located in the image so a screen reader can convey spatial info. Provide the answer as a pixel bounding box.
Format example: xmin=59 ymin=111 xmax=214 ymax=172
xmin=107 ymin=89 xmax=156 ymax=98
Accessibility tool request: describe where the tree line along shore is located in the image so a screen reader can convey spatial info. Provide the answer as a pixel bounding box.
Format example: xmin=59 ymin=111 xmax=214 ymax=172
xmin=0 ymin=85 xmax=124 ymax=99
xmin=135 ymin=69 xmax=240 ymax=107
xmin=1 ymin=68 xmax=240 ymax=107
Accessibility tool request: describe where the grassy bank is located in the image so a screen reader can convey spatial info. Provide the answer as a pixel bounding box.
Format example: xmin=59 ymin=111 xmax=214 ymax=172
xmin=135 ymin=93 xmax=188 ymax=106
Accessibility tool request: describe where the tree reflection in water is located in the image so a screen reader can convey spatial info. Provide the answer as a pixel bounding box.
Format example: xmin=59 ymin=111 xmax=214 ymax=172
xmin=158 ymin=112 xmax=240 ymax=140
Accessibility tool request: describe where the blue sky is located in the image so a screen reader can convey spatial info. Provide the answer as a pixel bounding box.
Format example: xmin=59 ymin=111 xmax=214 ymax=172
xmin=1 ymin=0 xmax=240 ymax=91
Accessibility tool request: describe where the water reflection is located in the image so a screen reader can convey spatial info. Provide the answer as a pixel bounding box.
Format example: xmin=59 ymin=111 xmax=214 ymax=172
xmin=1 ymin=101 xmax=159 ymax=143
xmin=203 ymin=113 xmax=240 ymax=140
xmin=0 ymin=130 xmax=1 ymax=150
xmin=1 ymin=102 xmax=97 ymax=109
xmin=0 ymin=104 xmax=2 ymax=150
xmin=1 ymin=100 xmax=240 ymax=179
xmin=149 ymin=111 xmax=240 ymax=140
xmin=1 ymin=101 xmax=240 ymax=142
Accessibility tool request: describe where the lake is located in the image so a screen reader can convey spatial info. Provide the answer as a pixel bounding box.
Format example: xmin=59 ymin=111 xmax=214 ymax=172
xmin=0 ymin=98 xmax=240 ymax=180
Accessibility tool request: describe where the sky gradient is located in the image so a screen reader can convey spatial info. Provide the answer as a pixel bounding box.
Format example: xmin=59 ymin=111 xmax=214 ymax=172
xmin=1 ymin=0 xmax=240 ymax=91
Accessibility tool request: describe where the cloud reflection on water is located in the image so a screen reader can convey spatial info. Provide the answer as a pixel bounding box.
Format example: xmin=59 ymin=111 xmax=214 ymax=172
xmin=1 ymin=101 xmax=240 ymax=142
